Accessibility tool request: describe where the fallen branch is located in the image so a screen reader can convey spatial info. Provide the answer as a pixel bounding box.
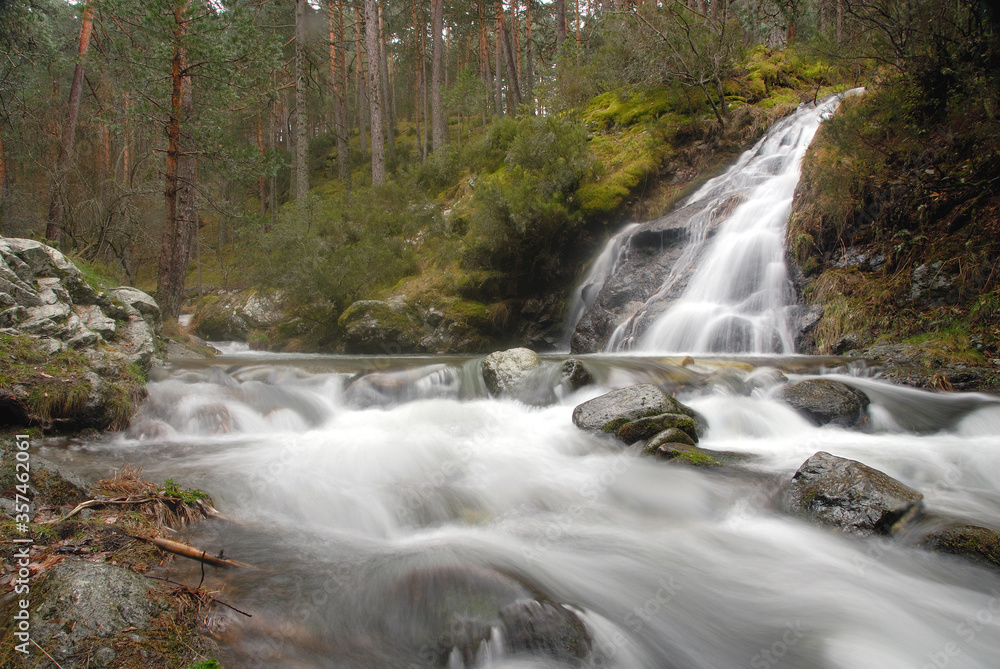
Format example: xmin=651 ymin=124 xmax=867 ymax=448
xmin=42 ymin=496 xmax=156 ymax=524
xmin=135 ymin=535 xmax=258 ymax=570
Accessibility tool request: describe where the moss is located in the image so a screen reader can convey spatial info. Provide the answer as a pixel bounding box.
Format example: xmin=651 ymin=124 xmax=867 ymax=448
xmin=673 ymin=449 xmax=722 ymax=467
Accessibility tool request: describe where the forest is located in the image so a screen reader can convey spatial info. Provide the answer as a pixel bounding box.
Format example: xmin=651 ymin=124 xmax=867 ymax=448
xmin=1 ymin=0 xmax=997 ymax=356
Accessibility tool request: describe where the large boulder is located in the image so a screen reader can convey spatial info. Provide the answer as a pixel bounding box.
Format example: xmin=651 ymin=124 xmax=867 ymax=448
xmin=481 ymin=347 xmax=541 ymax=396
xmin=773 ymin=379 xmax=870 ymax=427
xmin=572 ymin=384 xmax=699 ymax=434
xmin=338 ymin=299 xmax=420 ymax=354
xmin=30 ymin=559 xmax=167 ymax=666
xmin=781 ymin=451 xmax=923 ymax=535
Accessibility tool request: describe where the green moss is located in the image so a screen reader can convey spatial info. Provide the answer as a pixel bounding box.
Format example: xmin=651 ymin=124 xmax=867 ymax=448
xmin=673 ymin=449 xmax=721 ymax=467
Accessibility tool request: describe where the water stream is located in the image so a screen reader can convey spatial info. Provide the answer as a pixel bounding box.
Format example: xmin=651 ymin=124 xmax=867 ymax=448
xmin=40 ymin=351 xmax=1000 ymax=668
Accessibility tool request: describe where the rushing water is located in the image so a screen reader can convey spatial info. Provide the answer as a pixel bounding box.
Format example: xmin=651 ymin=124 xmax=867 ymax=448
xmin=573 ymin=91 xmax=863 ymax=355
xmin=41 ymin=350 xmax=1000 ymax=668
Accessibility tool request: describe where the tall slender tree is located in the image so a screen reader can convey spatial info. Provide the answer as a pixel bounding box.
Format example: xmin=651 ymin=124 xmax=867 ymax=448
xmin=46 ymin=0 xmax=95 ymax=246
xmin=294 ymin=0 xmax=309 ymax=203
xmin=431 ymin=0 xmax=446 ymax=152
xmin=365 ymin=0 xmax=386 ymax=184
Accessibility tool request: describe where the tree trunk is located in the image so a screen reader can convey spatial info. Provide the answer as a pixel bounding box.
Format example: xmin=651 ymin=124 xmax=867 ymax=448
xmin=157 ymin=0 xmax=195 ymax=323
xmin=413 ymin=0 xmax=424 ymax=161
xmin=365 ymin=0 xmax=386 ymax=185
xmin=378 ymin=1 xmax=395 ymax=161
xmin=498 ymin=2 xmax=521 ymax=109
xmin=257 ymin=120 xmax=266 ymax=217
xmin=525 ymin=0 xmax=534 ymax=109
xmin=356 ymin=10 xmax=367 ymax=154
xmin=556 ymin=0 xmax=566 ymax=51
xmin=294 ymin=0 xmax=309 ymax=204
xmin=430 ymin=0 xmax=446 ymax=153
xmin=46 ymin=0 xmax=94 ymax=246
xmin=494 ymin=15 xmax=503 ymax=115
xmin=329 ymin=0 xmax=349 ymax=181
xmin=836 ymin=0 xmax=843 ymax=45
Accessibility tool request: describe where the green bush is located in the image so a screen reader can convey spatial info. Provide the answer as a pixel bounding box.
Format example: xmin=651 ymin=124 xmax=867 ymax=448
xmin=464 ymin=116 xmax=593 ymax=291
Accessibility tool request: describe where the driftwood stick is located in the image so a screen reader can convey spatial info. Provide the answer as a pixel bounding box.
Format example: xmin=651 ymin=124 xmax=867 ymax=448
xmin=137 ymin=535 xmax=258 ymax=570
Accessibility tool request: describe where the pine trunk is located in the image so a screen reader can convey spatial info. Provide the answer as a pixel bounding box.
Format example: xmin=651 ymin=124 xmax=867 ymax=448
xmin=46 ymin=0 xmax=94 ymax=246
xmin=430 ymin=0 xmax=446 ymax=152
xmin=294 ymin=0 xmax=309 ymax=203
xmin=157 ymin=1 xmax=194 ymax=323
xmin=365 ymin=0 xmax=386 ymax=185
xmin=378 ymin=2 xmax=395 ymax=160
xmin=329 ymin=0 xmax=349 ymax=181
xmin=556 ymin=0 xmax=566 ymax=51
xmin=498 ymin=2 xmax=521 ymax=109
xmin=525 ymin=0 xmax=533 ymax=109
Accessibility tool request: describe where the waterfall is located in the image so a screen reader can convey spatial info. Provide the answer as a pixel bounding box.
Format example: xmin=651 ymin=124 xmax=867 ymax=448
xmin=559 ymin=222 xmax=639 ymax=351
xmin=566 ymin=90 xmax=863 ymax=354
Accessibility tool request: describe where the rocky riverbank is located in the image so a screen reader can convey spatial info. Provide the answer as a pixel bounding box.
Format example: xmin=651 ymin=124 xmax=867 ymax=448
xmin=0 ymin=237 xmax=163 ymax=433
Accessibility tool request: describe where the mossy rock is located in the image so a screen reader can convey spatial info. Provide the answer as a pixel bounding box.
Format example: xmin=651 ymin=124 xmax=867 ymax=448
xmin=616 ymin=412 xmax=698 ymax=445
xmin=919 ymin=524 xmax=1000 ymax=571
xmin=338 ymin=299 xmax=421 ymax=354
xmin=650 ymin=442 xmax=722 ymax=467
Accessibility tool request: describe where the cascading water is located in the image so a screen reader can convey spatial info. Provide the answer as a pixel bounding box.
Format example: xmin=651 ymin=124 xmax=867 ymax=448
xmin=38 ymin=349 xmax=1000 ymax=668
xmin=559 ymin=223 xmax=640 ymax=352
xmin=568 ymin=90 xmax=862 ymax=354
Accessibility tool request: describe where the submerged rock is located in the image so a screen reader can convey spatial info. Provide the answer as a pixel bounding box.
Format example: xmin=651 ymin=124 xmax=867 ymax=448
xmin=384 ymin=565 xmax=591 ymax=666
xmin=560 ymin=359 xmax=594 ymax=392
xmin=572 ymin=384 xmax=698 ymax=434
xmin=781 ymin=451 xmax=924 ymax=536
xmin=773 ymin=379 xmax=870 ymax=427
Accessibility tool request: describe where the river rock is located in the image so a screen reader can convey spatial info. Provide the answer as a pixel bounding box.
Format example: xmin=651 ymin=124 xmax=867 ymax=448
xmin=560 ymin=358 xmax=594 ymax=392
xmin=0 ymin=448 xmax=89 ymax=507
xmin=108 ymin=286 xmax=160 ymax=327
xmin=918 ymin=523 xmax=1000 ymax=572
xmin=31 ymin=559 xmax=167 ymax=665
xmin=384 ymin=565 xmax=591 ymax=666
xmin=781 ymin=451 xmax=924 ymax=535
xmin=572 ymin=384 xmax=698 ymax=434
xmin=481 ymin=347 xmax=541 ymax=396
xmin=773 ymin=379 xmax=870 ymax=427
xmin=338 ymin=299 xmax=419 ymax=354
xmin=616 ymin=413 xmax=698 ymax=444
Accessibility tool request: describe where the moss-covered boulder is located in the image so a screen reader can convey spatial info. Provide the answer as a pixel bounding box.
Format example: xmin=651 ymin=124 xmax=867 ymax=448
xmin=773 ymin=379 xmax=870 ymax=428
xmin=338 ymin=299 xmax=421 ymax=354
xmin=617 ymin=412 xmax=699 ymax=444
xmin=0 ymin=446 xmax=89 ymax=507
xmin=781 ymin=451 xmax=923 ymax=536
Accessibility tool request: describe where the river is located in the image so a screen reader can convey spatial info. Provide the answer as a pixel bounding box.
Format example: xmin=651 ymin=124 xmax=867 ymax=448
xmin=37 ymin=348 xmax=1000 ymax=668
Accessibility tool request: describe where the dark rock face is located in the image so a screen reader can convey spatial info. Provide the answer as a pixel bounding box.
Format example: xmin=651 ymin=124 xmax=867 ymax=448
xmin=773 ymin=379 xmax=870 ymax=427
xmin=570 ymin=216 xmax=693 ymax=353
xmin=782 ymin=451 xmax=924 ymax=535
xmin=572 ymin=384 xmax=695 ymax=433
xmin=500 ymin=600 xmax=591 ymax=663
